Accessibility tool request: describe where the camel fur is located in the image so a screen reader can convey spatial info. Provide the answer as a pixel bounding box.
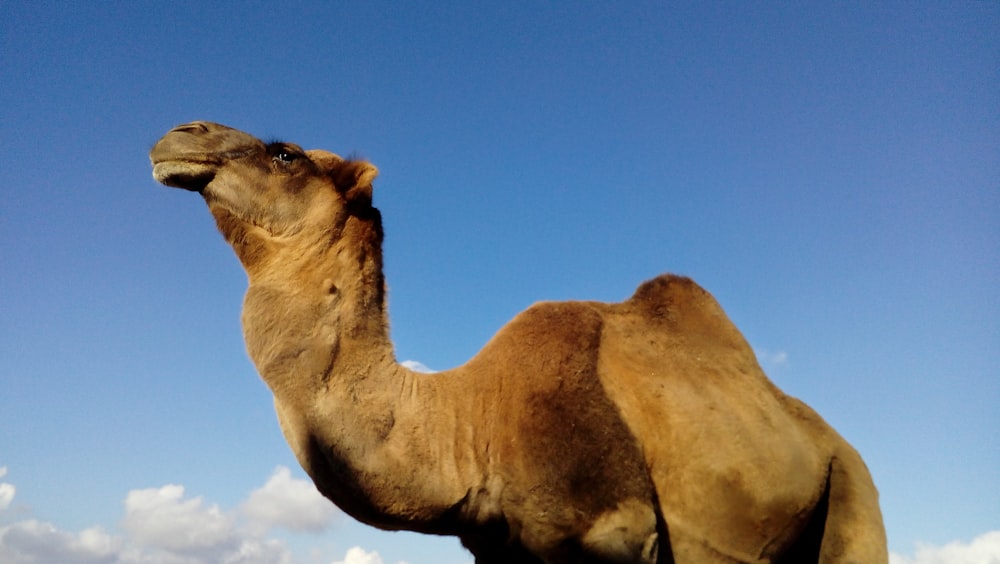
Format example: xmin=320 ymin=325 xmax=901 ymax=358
xmin=149 ymin=121 xmax=888 ymax=563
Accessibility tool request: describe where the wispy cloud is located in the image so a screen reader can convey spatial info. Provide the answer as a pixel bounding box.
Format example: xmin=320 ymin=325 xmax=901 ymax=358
xmin=754 ymin=348 xmax=789 ymax=369
xmin=890 ymin=531 xmax=1000 ymax=564
xmin=0 ymin=468 xmax=14 ymax=511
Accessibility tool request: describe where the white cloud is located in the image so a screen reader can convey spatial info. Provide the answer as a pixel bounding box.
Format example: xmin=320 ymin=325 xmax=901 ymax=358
xmin=0 ymin=466 xmax=15 ymax=510
xmin=401 ymin=360 xmax=434 ymax=373
xmin=331 ymin=546 xmax=410 ymax=564
xmin=754 ymin=348 xmax=789 ymax=369
xmin=122 ymin=484 xmax=238 ymax=554
xmin=0 ymin=466 xmax=333 ymax=564
xmin=0 ymin=520 xmax=119 ymax=564
xmin=890 ymin=530 xmax=1000 ymax=564
xmin=333 ymin=546 xmax=384 ymax=564
xmin=241 ymin=466 xmax=338 ymax=533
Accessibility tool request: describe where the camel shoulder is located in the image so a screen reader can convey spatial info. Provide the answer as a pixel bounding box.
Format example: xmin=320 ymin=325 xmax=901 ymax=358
xmin=503 ymin=299 xmax=608 ymax=349
xmin=464 ymin=299 xmax=610 ymax=380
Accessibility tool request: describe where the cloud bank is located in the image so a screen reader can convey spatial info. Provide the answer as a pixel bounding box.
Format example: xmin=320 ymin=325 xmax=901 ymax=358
xmin=890 ymin=531 xmax=1000 ymax=564
xmin=0 ymin=465 xmax=334 ymax=564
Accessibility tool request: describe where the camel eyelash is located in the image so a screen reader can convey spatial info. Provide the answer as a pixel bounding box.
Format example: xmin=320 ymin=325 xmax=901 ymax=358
xmin=266 ymin=141 xmax=291 ymax=154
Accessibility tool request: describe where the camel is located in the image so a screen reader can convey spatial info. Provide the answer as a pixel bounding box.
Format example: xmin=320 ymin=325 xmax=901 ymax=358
xmin=149 ymin=121 xmax=887 ymax=563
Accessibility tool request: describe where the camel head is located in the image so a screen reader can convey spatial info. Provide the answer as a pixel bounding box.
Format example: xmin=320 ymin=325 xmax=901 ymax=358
xmin=150 ymin=121 xmax=378 ymax=271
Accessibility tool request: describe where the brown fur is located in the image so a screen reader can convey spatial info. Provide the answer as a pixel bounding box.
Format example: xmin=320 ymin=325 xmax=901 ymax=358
xmin=150 ymin=122 xmax=888 ymax=563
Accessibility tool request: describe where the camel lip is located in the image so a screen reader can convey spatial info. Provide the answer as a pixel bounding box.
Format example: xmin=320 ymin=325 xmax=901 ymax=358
xmin=152 ymin=160 xmax=216 ymax=192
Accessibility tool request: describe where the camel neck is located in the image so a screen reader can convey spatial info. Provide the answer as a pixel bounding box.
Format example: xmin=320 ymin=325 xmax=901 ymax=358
xmin=237 ymin=211 xmax=476 ymax=529
xmin=240 ymin=211 xmax=396 ymax=402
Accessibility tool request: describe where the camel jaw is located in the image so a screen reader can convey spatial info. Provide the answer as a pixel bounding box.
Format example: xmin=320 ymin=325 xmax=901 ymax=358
xmin=152 ymin=160 xmax=216 ymax=192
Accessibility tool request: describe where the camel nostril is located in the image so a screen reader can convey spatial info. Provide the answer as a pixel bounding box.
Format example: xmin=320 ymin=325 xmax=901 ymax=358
xmin=171 ymin=122 xmax=210 ymax=134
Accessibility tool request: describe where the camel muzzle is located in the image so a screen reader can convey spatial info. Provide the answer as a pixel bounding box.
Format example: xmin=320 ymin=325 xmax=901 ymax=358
xmin=149 ymin=121 xmax=263 ymax=192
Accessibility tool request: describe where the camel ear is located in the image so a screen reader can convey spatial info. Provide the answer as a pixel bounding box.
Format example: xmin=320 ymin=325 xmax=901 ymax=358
xmin=334 ymin=160 xmax=379 ymax=206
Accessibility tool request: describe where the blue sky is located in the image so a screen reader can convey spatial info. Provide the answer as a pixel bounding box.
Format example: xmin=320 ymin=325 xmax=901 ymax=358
xmin=1 ymin=2 xmax=997 ymax=563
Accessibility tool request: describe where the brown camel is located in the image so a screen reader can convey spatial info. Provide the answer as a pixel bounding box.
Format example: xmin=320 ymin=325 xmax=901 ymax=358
xmin=149 ymin=121 xmax=887 ymax=563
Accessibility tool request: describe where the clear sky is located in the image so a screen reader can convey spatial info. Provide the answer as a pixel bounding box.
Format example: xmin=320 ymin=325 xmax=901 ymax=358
xmin=1 ymin=2 xmax=997 ymax=563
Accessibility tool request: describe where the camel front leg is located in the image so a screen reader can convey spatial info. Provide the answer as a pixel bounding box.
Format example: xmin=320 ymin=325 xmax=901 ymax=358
xmin=817 ymin=450 xmax=888 ymax=563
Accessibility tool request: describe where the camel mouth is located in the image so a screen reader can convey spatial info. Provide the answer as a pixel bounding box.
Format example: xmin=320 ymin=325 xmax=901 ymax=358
xmin=152 ymin=160 xmax=216 ymax=192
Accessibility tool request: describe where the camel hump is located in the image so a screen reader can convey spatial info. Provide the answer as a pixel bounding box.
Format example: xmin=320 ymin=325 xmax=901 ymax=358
xmin=626 ymin=274 xmax=747 ymax=347
xmin=628 ymin=274 xmax=717 ymax=316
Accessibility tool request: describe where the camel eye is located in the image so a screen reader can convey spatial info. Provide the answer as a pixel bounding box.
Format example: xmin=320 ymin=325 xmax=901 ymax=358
xmin=274 ymin=151 xmax=299 ymax=164
xmin=268 ymin=143 xmax=303 ymax=165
